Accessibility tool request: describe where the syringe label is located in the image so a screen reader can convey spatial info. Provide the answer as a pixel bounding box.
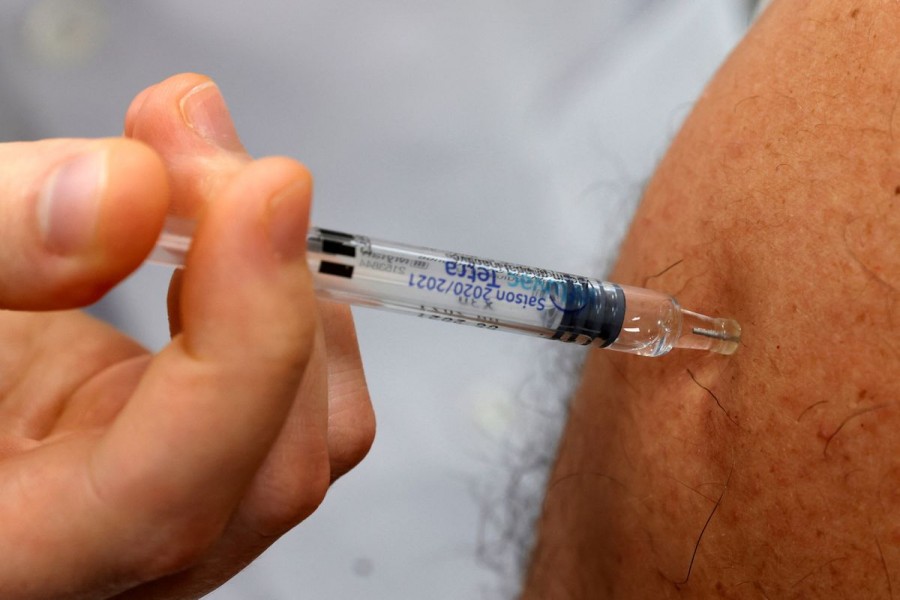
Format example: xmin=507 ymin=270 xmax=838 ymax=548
xmin=440 ymin=257 xmax=587 ymax=313
xmin=407 ymin=275 xmax=496 ymax=301
xmin=443 ymin=260 xmax=500 ymax=285
xmin=408 ymin=273 xmax=551 ymax=311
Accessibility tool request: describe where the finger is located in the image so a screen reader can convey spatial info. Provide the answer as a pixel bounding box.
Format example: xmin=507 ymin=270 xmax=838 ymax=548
xmin=125 ymin=73 xmax=249 ymax=219
xmin=227 ymin=311 xmax=331 ymax=538
xmin=318 ymin=301 xmax=375 ymax=480
xmin=89 ymin=157 xmax=326 ymax=582
xmin=123 ymin=83 xmax=156 ymax=138
xmin=220 ymin=301 xmax=372 ymax=544
xmin=125 ymin=73 xmax=251 ymax=333
xmin=0 ymin=138 xmax=169 ymax=310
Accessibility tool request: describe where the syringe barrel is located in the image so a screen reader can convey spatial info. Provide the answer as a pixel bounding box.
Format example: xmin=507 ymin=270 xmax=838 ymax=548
xmin=307 ymin=228 xmax=628 ymax=348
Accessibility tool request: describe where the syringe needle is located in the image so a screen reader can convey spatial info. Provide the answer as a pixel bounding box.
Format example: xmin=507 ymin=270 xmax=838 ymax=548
xmin=692 ymin=327 xmax=737 ymax=342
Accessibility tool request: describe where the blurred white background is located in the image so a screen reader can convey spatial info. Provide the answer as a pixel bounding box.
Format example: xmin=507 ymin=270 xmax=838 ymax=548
xmin=0 ymin=1 xmax=755 ymax=597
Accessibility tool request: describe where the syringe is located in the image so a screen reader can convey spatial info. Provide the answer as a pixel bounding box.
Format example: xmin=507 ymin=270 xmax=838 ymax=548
xmin=150 ymin=217 xmax=741 ymax=357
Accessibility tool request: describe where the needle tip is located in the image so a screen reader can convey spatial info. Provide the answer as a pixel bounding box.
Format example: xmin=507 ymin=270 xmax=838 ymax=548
xmin=679 ymin=312 xmax=742 ymax=355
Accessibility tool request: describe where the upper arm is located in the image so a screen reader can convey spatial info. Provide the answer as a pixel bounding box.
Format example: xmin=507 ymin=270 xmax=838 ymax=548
xmin=526 ymin=1 xmax=900 ymax=597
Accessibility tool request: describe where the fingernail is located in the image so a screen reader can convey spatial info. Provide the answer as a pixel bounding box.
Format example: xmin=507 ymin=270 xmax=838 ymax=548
xmin=267 ymin=181 xmax=309 ymax=261
xmin=38 ymin=151 xmax=106 ymax=255
xmin=180 ymin=81 xmax=244 ymax=152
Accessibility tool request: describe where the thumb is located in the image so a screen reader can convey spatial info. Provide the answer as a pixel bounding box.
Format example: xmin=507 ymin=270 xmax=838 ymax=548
xmin=0 ymin=138 xmax=169 ymax=310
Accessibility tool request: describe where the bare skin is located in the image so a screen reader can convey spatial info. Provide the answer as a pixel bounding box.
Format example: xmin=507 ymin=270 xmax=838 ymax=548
xmin=525 ymin=1 xmax=900 ymax=598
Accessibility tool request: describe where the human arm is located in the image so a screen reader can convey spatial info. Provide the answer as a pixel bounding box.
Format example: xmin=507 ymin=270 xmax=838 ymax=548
xmin=526 ymin=1 xmax=900 ymax=597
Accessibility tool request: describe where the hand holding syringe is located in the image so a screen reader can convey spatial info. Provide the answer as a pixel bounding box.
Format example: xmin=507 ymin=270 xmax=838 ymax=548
xmin=151 ymin=216 xmax=741 ymax=357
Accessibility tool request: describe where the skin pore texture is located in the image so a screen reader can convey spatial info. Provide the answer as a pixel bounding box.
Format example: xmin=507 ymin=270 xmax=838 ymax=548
xmin=523 ymin=1 xmax=900 ymax=598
